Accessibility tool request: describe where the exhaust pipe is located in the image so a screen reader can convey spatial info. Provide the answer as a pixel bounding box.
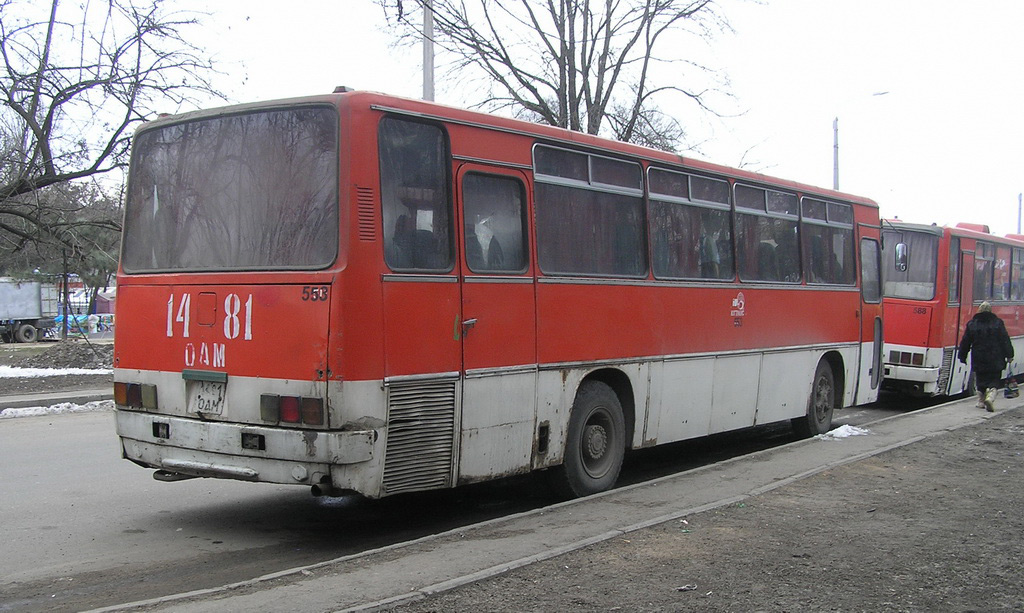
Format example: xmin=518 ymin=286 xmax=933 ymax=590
xmin=311 ymin=482 xmax=343 ymax=497
xmin=154 ymin=469 xmax=198 ymax=482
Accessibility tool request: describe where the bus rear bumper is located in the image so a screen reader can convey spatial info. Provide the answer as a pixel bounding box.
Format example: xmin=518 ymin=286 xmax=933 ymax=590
xmin=115 ymin=410 xmax=376 ymax=487
xmin=883 ymin=364 xmax=939 ymax=383
xmin=883 ymin=364 xmax=940 ymax=394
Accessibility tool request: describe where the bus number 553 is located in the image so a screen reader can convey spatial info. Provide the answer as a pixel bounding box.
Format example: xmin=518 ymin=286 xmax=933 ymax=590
xmin=302 ymin=286 xmax=328 ymax=301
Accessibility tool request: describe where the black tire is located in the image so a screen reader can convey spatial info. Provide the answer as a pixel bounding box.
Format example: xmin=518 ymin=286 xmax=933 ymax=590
xmin=15 ymin=323 xmax=38 ymax=343
xmin=549 ymin=380 xmax=626 ymax=498
xmin=792 ymin=360 xmax=835 ymax=437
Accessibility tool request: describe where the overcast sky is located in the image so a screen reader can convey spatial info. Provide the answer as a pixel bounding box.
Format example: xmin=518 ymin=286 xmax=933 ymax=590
xmin=187 ymin=0 xmax=1024 ymax=236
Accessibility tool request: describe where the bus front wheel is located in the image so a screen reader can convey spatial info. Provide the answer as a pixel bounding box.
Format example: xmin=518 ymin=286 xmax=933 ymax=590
xmin=550 ymin=380 xmax=626 ymax=498
xmin=793 ymin=360 xmax=835 ymax=437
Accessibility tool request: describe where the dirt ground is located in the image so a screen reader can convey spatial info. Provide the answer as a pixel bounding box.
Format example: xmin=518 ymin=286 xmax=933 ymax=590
xmin=5 ymin=340 xmax=1023 ymax=611
xmin=0 ymin=340 xmax=113 ymax=395
xmin=388 ymin=405 xmax=1024 ymax=613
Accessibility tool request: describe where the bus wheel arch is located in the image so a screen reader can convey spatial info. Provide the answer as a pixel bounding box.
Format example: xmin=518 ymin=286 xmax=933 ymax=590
xmin=793 ymin=354 xmax=842 ymax=437
xmin=550 ymin=370 xmax=632 ymax=498
xmin=584 ymin=368 xmax=636 ymax=442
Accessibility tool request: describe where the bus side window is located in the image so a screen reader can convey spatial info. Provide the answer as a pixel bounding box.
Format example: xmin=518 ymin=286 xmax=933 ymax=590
xmin=462 ymin=173 xmax=528 ymax=274
xmin=379 ymin=117 xmax=453 ymax=272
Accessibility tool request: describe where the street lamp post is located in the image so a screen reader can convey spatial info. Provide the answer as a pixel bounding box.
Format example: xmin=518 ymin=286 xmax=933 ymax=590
xmin=832 ymin=91 xmax=889 ymax=191
xmin=422 ymin=0 xmax=434 ymax=101
xmin=832 ymin=117 xmax=839 ymax=190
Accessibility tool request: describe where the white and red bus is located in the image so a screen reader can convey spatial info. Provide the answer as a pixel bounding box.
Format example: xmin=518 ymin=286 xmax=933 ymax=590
xmin=114 ymin=90 xmax=884 ymax=499
xmin=881 ymin=221 xmax=1024 ymax=396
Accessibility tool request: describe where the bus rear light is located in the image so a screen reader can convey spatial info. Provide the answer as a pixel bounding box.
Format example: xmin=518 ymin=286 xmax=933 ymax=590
xmin=280 ymin=396 xmax=301 ymax=423
xmin=141 ymin=384 xmax=158 ymax=409
xmin=278 ymin=399 xmax=299 ymax=421
xmin=260 ymin=394 xmax=280 ymax=422
xmin=115 ymin=382 xmax=158 ymax=410
xmin=301 ymin=397 xmax=324 ymax=425
xmin=259 ymin=394 xmax=324 ymax=425
xmin=886 ymin=351 xmax=926 ymax=366
xmin=127 ymin=383 xmax=143 ymax=408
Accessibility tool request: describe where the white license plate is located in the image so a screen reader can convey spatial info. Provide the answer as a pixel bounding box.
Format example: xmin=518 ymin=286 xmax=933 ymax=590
xmin=188 ymin=380 xmax=226 ymax=415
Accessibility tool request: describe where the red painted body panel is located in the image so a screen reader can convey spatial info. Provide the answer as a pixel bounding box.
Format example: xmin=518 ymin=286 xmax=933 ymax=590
xmin=115 ymin=282 xmax=331 ymax=381
xmin=117 ymin=91 xmax=884 ymax=383
xmin=535 ymin=284 xmax=865 ymax=364
xmin=883 ymin=301 xmax=933 ymax=348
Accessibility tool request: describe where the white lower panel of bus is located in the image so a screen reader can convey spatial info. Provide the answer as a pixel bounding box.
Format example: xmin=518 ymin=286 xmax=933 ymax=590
xmin=116 ymin=410 xmax=375 ymax=488
xmin=116 ymin=342 xmax=873 ymax=497
xmin=638 ymin=344 xmax=863 ymax=447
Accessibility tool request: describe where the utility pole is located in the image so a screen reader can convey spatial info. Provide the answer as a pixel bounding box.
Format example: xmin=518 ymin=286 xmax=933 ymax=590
xmin=1018 ymin=192 xmax=1022 ymax=234
xmin=422 ymin=0 xmax=434 ymax=101
xmin=61 ymin=248 xmax=69 ymax=341
xmin=832 ymin=92 xmax=888 ymax=192
xmin=832 ymin=117 xmax=839 ymax=190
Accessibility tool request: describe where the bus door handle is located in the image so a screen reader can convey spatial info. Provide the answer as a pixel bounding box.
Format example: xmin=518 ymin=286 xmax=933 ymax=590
xmin=461 ymin=318 xmax=478 ymax=338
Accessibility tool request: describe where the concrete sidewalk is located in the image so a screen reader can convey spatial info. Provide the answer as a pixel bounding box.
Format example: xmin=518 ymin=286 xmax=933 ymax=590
xmin=92 ymin=394 xmax=1016 ymax=613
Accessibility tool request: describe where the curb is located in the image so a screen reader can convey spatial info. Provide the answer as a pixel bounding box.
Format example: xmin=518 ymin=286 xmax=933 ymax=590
xmin=0 ymin=389 xmax=112 ymax=410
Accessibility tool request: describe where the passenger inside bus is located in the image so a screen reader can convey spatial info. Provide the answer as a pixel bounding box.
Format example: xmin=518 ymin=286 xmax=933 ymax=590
xmin=465 ymin=218 xmax=505 ymax=271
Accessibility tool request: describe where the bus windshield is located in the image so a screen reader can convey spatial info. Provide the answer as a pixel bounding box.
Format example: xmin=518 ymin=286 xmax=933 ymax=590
xmin=121 ymin=106 xmax=339 ymax=273
xmin=882 ymin=229 xmax=939 ymax=300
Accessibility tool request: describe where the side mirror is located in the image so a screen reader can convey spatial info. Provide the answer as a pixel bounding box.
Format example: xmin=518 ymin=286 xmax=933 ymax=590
xmin=895 ymin=242 xmax=909 ymax=272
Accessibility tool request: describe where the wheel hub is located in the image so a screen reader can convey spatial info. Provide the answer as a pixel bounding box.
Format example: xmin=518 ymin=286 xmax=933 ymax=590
xmin=584 ymin=424 xmax=607 ymax=459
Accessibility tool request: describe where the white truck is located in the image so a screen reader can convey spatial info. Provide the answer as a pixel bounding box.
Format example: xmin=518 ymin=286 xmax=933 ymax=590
xmin=0 ymin=279 xmax=58 ymax=343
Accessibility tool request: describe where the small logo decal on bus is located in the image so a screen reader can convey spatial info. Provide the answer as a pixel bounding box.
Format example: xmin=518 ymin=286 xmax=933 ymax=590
xmin=730 ymin=292 xmax=746 ymax=318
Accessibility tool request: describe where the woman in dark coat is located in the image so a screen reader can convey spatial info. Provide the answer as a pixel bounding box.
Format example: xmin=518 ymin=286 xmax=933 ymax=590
xmin=959 ymin=301 xmax=1014 ymax=411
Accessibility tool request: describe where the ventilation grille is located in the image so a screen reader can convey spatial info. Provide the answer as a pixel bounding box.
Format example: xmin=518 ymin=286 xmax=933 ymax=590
xmin=382 ymin=379 xmax=457 ymax=495
xmin=937 ymin=346 xmax=955 ymax=393
xmin=356 ymin=186 xmax=376 ymax=242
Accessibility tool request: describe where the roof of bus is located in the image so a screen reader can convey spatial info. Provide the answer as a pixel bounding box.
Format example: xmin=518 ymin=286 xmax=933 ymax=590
xmin=881 ymin=220 xmax=945 ymax=235
xmin=140 ymin=89 xmax=880 ymax=209
xmin=883 ymin=219 xmax=1024 ymax=247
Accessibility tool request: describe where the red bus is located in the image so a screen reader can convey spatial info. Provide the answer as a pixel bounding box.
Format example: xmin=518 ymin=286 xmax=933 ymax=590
xmin=881 ymin=221 xmax=1024 ymax=396
xmin=114 ymin=90 xmax=884 ymax=499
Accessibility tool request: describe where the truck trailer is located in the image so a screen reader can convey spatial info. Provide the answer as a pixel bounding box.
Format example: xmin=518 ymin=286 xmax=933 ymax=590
xmin=0 ymin=279 xmax=58 ymax=343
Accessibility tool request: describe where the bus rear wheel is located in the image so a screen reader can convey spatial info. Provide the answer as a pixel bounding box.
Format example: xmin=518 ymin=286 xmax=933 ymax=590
xmin=550 ymin=380 xmax=625 ymax=498
xmin=793 ymin=360 xmax=835 ymax=437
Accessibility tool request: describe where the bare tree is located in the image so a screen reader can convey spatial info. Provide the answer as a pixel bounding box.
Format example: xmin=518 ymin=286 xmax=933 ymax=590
xmin=381 ymin=0 xmax=731 ymax=152
xmin=0 ymin=0 xmax=220 ymax=254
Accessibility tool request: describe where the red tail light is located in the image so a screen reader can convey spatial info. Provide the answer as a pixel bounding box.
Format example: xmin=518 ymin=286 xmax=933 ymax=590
xmin=280 ymin=396 xmax=301 ymax=423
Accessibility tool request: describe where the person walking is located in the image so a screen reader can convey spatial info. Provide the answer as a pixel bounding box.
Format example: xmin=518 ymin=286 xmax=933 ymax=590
xmin=958 ymin=301 xmax=1014 ymax=412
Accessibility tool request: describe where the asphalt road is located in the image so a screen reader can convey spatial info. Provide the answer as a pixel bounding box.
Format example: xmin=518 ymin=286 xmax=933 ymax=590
xmin=0 ymin=393 xmax=928 ymax=612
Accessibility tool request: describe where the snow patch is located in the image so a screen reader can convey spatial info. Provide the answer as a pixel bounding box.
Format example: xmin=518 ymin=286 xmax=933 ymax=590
xmin=819 ymin=424 xmax=870 ymax=440
xmin=0 ymin=400 xmax=114 ymax=419
xmin=0 ymin=365 xmax=112 ymax=378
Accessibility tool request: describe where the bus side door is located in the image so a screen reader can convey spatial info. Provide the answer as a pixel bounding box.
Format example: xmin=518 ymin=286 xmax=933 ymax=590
xmin=455 ymin=165 xmax=538 ymax=483
xmin=951 ymin=246 xmax=975 ymax=393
